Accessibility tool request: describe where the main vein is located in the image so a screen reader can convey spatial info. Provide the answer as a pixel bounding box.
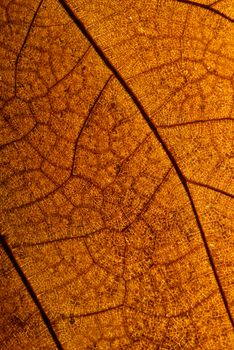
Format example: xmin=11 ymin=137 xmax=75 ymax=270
xmin=57 ymin=0 xmax=234 ymax=328
xmin=0 ymin=235 xmax=64 ymax=350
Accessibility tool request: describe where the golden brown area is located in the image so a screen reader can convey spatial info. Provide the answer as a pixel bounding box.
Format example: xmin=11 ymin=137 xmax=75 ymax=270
xmin=0 ymin=0 xmax=234 ymax=349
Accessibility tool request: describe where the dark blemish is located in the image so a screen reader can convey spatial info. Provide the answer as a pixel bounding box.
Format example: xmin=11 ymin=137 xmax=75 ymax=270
xmin=110 ymin=102 xmax=116 ymax=110
xmin=11 ymin=315 xmax=25 ymax=329
xmin=116 ymin=164 xmax=122 ymax=175
xmin=3 ymin=115 xmax=11 ymax=122
xmin=69 ymin=313 xmax=75 ymax=324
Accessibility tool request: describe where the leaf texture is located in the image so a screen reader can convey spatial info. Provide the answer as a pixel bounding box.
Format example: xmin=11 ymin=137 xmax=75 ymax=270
xmin=0 ymin=0 xmax=234 ymax=349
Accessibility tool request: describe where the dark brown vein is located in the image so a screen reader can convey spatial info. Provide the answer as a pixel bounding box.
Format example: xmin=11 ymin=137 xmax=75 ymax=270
xmin=58 ymin=0 xmax=234 ymax=328
xmin=69 ymin=304 xmax=124 ymax=319
xmin=0 ymin=234 xmax=64 ymax=350
xmin=157 ymin=117 xmax=233 ymax=129
xmin=71 ymin=75 xmax=113 ymax=175
xmin=48 ymin=45 xmax=91 ymax=91
xmin=176 ymin=0 xmax=234 ymax=23
xmin=14 ymin=0 xmax=44 ymax=94
xmin=187 ymin=179 xmax=234 ymax=198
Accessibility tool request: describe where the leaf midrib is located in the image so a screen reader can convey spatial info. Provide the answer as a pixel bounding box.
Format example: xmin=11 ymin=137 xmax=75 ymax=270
xmin=57 ymin=0 xmax=234 ymax=329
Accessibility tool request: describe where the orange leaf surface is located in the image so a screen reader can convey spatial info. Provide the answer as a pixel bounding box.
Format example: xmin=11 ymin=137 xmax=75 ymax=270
xmin=0 ymin=0 xmax=234 ymax=349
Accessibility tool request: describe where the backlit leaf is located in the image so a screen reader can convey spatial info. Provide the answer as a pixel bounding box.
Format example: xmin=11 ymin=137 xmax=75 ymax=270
xmin=0 ymin=0 xmax=234 ymax=349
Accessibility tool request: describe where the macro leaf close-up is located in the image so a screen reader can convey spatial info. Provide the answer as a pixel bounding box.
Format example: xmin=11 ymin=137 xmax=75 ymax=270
xmin=0 ymin=0 xmax=234 ymax=349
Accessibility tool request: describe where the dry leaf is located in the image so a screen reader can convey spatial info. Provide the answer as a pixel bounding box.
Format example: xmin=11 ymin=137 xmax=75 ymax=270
xmin=0 ymin=0 xmax=234 ymax=349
